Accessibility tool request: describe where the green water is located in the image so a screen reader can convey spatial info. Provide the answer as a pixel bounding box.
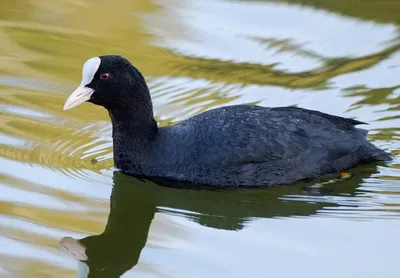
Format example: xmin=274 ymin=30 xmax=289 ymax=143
xmin=1 ymin=0 xmax=400 ymax=277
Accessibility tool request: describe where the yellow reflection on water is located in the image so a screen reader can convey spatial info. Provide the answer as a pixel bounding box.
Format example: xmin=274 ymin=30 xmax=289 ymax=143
xmin=0 ymin=0 xmax=400 ymax=277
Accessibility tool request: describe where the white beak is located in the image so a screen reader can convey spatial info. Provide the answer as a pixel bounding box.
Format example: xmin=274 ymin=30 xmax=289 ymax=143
xmin=63 ymin=86 xmax=94 ymax=110
xmin=63 ymin=56 xmax=101 ymax=111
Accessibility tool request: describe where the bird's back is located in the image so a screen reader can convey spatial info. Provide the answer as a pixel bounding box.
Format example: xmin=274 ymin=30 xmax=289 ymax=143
xmin=158 ymin=105 xmax=390 ymax=186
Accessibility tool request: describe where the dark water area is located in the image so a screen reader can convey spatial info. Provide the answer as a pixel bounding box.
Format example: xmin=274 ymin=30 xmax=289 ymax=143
xmin=1 ymin=0 xmax=400 ymax=277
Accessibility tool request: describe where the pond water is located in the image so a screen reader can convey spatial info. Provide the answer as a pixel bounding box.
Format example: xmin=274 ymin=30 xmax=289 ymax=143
xmin=1 ymin=0 xmax=400 ymax=277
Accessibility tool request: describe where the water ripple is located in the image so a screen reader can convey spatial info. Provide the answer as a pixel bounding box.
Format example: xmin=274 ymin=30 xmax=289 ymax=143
xmin=1 ymin=0 xmax=400 ymax=276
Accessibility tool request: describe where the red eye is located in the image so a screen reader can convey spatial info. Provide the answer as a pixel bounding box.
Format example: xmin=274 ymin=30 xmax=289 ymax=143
xmin=100 ymin=73 xmax=110 ymax=80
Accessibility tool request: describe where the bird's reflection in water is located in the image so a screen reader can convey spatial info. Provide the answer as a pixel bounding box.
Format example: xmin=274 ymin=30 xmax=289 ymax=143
xmin=60 ymin=165 xmax=380 ymax=277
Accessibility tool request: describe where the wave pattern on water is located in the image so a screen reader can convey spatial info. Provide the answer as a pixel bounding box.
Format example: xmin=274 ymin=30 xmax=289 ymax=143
xmin=0 ymin=0 xmax=400 ymax=277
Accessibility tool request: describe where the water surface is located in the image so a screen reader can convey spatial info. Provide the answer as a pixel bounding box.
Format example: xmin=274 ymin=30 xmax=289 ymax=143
xmin=1 ymin=0 xmax=400 ymax=277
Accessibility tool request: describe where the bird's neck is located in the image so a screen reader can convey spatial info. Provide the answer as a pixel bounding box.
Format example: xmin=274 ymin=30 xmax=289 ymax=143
xmin=109 ymin=106 xmax=158 ymax=171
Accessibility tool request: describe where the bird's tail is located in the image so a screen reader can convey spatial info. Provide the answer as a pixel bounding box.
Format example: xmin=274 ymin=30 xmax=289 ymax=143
xmin=357 ymin=141 xmax=392 ymax=163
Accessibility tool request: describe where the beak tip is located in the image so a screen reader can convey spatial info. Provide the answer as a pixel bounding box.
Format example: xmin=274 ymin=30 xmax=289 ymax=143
xmin=63 ymin=103 xmax=71 ymax=111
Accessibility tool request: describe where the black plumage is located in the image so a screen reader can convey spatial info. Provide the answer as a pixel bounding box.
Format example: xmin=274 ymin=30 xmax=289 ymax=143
xmin=64 ymin=55 xmax=392 ymax=187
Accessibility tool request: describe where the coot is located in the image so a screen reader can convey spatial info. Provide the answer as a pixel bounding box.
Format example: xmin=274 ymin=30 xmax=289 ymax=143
xmin=63 ymin=55 xmax=391 ymax=187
